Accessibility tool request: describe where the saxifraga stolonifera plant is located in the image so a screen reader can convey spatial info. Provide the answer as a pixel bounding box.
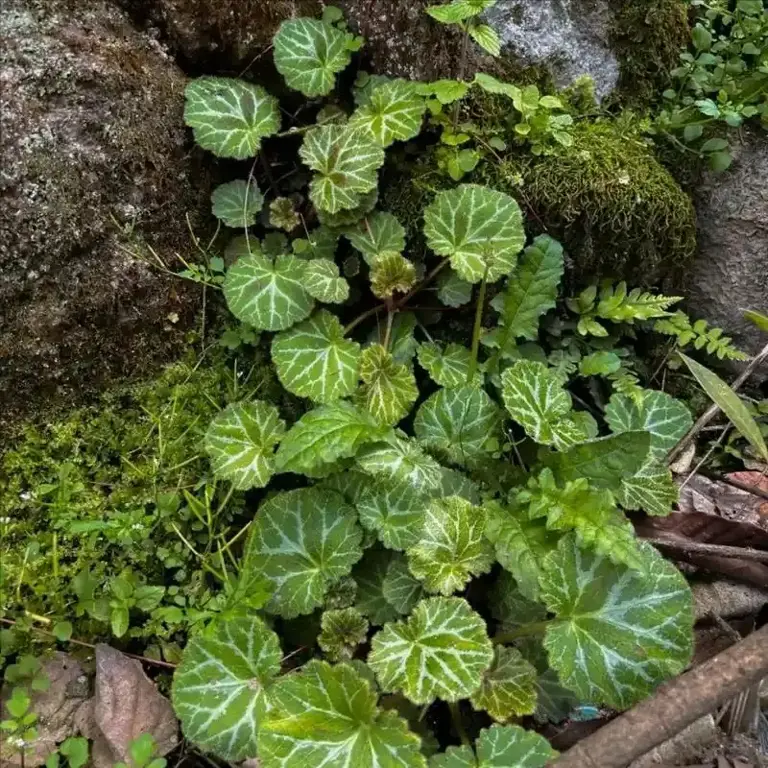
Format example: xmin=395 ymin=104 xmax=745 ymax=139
xmin=170 ymin=4 xmax=699 ymax=766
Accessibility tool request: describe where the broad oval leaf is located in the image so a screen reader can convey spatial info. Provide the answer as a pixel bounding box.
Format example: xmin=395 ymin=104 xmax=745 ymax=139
xmin=541 ymin=534 xmax=694 ymax=709
xmin=382 ymin=554 xmax=425 ymax=614
xmin=414 ymin=386 xmax=502 ymax=467
xmin=300 ymin=126 xmax=385 ymax=213
xmin=470 ymin=646 xmax=538 ymax=721
xmin=302 ymin=258 xmax=350 ymax=303
xmin=357 ymin=433 xmax=444 ymax=493
xmin=344 ymin=211 xmax=407 ymax=263
xmin=358 ymin=479 xmax=426 ymax=551
xmin=357 ymin=344 xmax=419 ymax=426
xmin=273 ymin=18 xmax=353 ymax=97
xmin=276 ymin=401 xmax=388 ymax=476
xmin=369 ymin=597 xmax=494 ymax=705
xmin=429 ymin=724 xmax=557 ymax=768
xmin=271 ymin=310 xmax=361 ymax=403
xmin=172 ymin=616 xmax=281 ymax=760
xmin=184 ymin=77 xmax=280 ymax=159
xmin=350 ymin=80 xmax=426 ymax=147
xmin=423 ymin=184 xmax=525 ymax=283
xmin=243 ymin=487 xmax=363 ymax=618
xmin=605 ymin=391 xmax=692 ymax=459
xmin=407 ymin=497 xmax=494 ymax=595
xmin=211 ymin=180 xmax=264 ymax=228
xmin=259 ymin=660 xmax=426 ymax=767
xmin=205 ymin=401 xmax=285 ymax=489
xmin=417 ymin=342 xmax=479 ymax=388
xmin=224 ymin=250 xmax=314 ymax=332
xmin=501 ymin=361 xmax=588 ymax=450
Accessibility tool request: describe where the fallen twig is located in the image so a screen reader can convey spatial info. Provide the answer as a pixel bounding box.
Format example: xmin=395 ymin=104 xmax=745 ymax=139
xmin=549 ymin=625 xmax=768 ymax=768
xmin=644 ymin=536 xmax=768 ymax=564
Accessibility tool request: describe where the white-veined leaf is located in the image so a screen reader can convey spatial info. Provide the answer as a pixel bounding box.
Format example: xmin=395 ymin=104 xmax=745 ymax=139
xmin=184 ymin=77 xmax=280 ymax=159
xmin=358 ymin=345 xmax=418 ymax=426
xmin=469 ymin=24 xmax=501 ymax=56
xmin=211 ymin=180 xmax=264 ymax=228
xmin=292 ymin=226 xmax=339 ymax=260
xmin=437 ymin=269 xmax=473 ymax=307
xmin=273 ymin=18 xmax=353 ymax=97
xmin=490 ymin=571 xmax=547 ymax=632
xmin=407 ymin=496 xmax=494 ymax=595
xmin=369 ymin=597 xmax=494 ymax=704
xmin=172 ymin=616 xmax=281 ymax=760
xmin=205 ymin=401 xmax=285 ymax=489
xmin=370 ymin=253 xmax=417 ymax=299
xmin=430 ymin=724 xmax=556 ymax=768
xmin=354 ymin=548 xmax=402 ymax=625
xmin=542 ymin=534 xmax=694 ymax=710
xmin=259 ymin=660 xmax=426 ymax=768
xmin=382 ymin=554 xmax=425 ymax=614
xmin=357 ymin=479 xmax=426 ymax=551
xmin=243 ymin=487 xmax=363 ymax=618
xmin=438 ymin=468 xmax=481 ymax=504
xmin=300 ymin=125 xmax=385 ymax=213
xmin=357 ymin=433 xmax=444 ymax=492
xmin=271 ymin=310 xmax=361 ymax=403
xmin=270 ymin=197 xmax=300 ymax=232
xmin=302 ymin=258 xmax=350 ymax=303
xmin=317 ymin=607 xmax=369 ymax=662
xmin=321 ymin=468 xmax=372 ymax=505
xmin=501 ymin=361 xmax=588 ymax=450
xmin=344 ymin=211 xmax=407 ymax=263
xmin=414 ymin=386 xmax=502 ymax=467
xmin=423 ymin=184 xmax=525 ymax=283
xmin=470 ymin=646 xmax=538 ymax=721
xmin=350 ymin=81 xmax=426 ymax=147
xmin=224 ymin=248 xmax=313 ymax=331
xmin=417 ymin=342 xmax=480 ymax=388
xmin=276 ymin=401 xmax=388 ymax=476
xmin=317 ymin=187 xmax=379 ymax=228
xmin=619 ymin=459 xmax=679 ymax=517
xmin=605 ymin=391 xmax=692 ymax=459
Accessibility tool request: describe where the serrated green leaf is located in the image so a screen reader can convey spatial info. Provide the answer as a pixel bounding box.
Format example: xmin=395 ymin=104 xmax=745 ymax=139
xmin=357 ymin=433 xmax=444 ymax=493
xmin=469 ymin=24 xmax=501 ymax=56
xmin=184 ymin=77 xmax=280 ymax=159
xmin=369 ymin=597 xmax=494 ymax=704
xmin=344 ymin=211 xmax=406 ymax=263
xmin=357 ymin=344 xmax=419 ymax=426
xmin=619 ymin=459 xmax=679 ymax=517
xmin=606 ymin=391 xmax=692 ymax=459
xmin=437 ymin=468 xmax=481 ymax=504
xmin=300 ymin=126 xmax=385 ymax=213
xmin=318 ymin=608 xmax=369 ymax=662
xmin=269 ymin=197 xmax=300 ymax=231
xmin=679 ymin=353 xmax=768 ymax=463
xmin=317 ymin=187 xmax=379 ymax=228
xmin=321 ymin=468 xmax=372 ymax=504
xmin=358 ymin=479 xmax=426 ymax=551
xmin=417 ymin=343 xmax=480 ymax=388
xmin=354 ymin=548 xmax=402 ymax=625
xmin=542 ymin=535 xmax=694 ymax=710
xmin=272 ymin=310 xmax=361 ymax=403
xmin=211 ymin=180 xmax=264 ymax=228
xmin=292 ymin=226 xmax=339 ymax=260
xmin=350 ymin=81 xmax=426 ymax=147
xmin=485 ymin=503 xmax=558 ymax=601
xmin=302 ymin=258 xmax=350 ymax=303
xmin=371 ymin=253 xmax=418 ymax=299
xmin=544 ymin=431 xmax=652 ymax=492
xmin=224 ymin=249 xmax=313 ymax=332
xmin=382 ymin=554 xmax=425 ymax=614
xmin=243 ymin=487 xmax=363 ymax=618
xmin=423 ymin=184 xmax=525 ymax=283
xmin=417 ymin=79 xmax=471 ymax=104
xmin=437 ymin=270 xmax=473 ymax=307
xmin=407 ymin=497 xmax=494 ymax=595
xmin=386 ymin=312 xmax=419 ymax=364
xmin=273 ymin=18 xmax=353 ymax=97
xmin=259 ymin=660 xmax=426 ymax=767
xmin=473 ymin=72 xmax=522 ymax=100
xmin=430 ymin=724 xmax=556 ymax=768
xmin=276 ymin=401 xmax=387 ymax=476
xmin=426 ymin=0 xmax=494 ymax=23
xmin=171 ymin=616 xmax=281 ymax=760
xmin=415 ymin=386 xmax=502 ymax=467
xmin=501 ymin=361 xmax=588 ymax=450
xmin=492 ymin=235 xmax=564 ymax=341
xmin=205 ymin=401 xmax=285 ymax=489
xmin=470 ymin=646 xmax=538 ymax=721
xmin=578 ymin=351 xmax=622 ymax=376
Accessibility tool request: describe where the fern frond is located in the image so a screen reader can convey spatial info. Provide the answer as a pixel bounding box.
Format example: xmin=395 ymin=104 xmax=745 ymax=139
xmin=595 ymin=282 xmax=683 ymax=323
xmin=654 ymin=311 xmax=748 ymax=361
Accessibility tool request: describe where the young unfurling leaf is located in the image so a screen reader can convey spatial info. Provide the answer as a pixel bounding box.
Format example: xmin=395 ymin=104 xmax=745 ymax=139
xmin=318 ymin=607 xmax=369 ymax=661
xmin=370 ymin=253 xmax=417 ymax=299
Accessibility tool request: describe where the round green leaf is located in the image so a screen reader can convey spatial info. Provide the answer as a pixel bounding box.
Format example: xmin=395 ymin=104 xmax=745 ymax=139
xmin=211 ymin=180 xmax=264 ymax=228
xmin=470 ymin=646 xmax=538 ymax=721
xmin=417 ymin=342 xmax=479 ymax=388
xmin=172 ymin=616 xmax=281 ymax=760
xmin=407 ymin=496 xmax=494 ymax=595
xmin=271 ymin=310 xmax=361 ymax=403
xmin=414 ymin=386 xmax=501 ymax=467
xmin=357 ymin=433 xmax=444 ymax=492
xmin=357 ymin=344 xmax=419 ymax=426
xmin=369 ymin=597 xmax=494 ymax=705
xmin=541 ymin=534 xmax=694 ymax=710
xmin=243 ymin=487 xmax=364 ymax=618
xmin=259 ymin=660 xmax=426 ymax=767
xmin=302 ymin=258 xmax=350 ymax=303
xmin=344 ymin=211 xmax=407 ymax=263
xmin=350 ymin=80 xmax=426 ymax=147
xmin=358 ymin=479 xmax=426 ymax=551
xmin=273 ymin=18 xmax=353 ymax=97
xmin=184 ymin=77 xmax=280 ymax=159
xmin=300 ymin=126 xmax=385 ymax=213
xmin=423 ymin=184 xmax=525 ymax=283
xmin=224 ymin=249 xmax=314 ymax=331
xmin=437 ymin=269 xmax=473 ymax=308
xmin=205 ymin=401 xmax=285 ymax=489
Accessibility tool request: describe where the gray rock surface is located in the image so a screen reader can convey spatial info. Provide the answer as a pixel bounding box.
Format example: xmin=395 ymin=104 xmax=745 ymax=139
xmin=0 ymin=0 xmax=207 ymax=429
xmin=687 ymin=132 xmax=768 ymax=359
xmin=485 ymin=0 xmax=620 ymax=100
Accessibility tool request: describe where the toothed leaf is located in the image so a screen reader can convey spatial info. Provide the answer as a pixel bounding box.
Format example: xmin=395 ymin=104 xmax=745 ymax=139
xmin=318 ymin=608 xmax=369 ymax=662
xmin=211 ymin=180 xmax=264 ymax=228
xmin=302 ymin=258 xmax=350 ymax=303
xmin=358 ymin=479 xmax=426 ymax=551
xmin=357 ymin=433 xmax=444 ymax=493
xmin=437 ymin=270 xmax=473 ymax=307
xmin=370 ymin=253 xmax=418 ymax=299
xmin=619 ymin=459 xmax=679 ymax=517
xmin=344 ymin=211 xmax=407 ymax=263
xmin=382 ymin=554 xmax=425 ymax=614
xmin=354 ymin=548 xmax=402 ymax=625
xmin=356 ymin=345 xmax=419 ymax=426
xmin=417 ymin=342 xmax=480 ymax=388
xmin=350 ymin=81 xmax=426 ymax=147
xmin=470 ymin=646 xmax=538 ymax=721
